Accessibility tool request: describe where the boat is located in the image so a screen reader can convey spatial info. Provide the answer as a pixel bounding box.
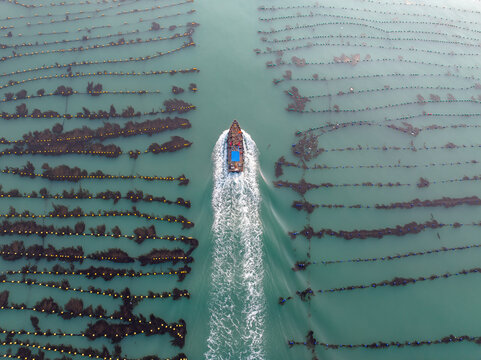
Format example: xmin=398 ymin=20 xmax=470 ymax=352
xmin=227 ymin=120 xmax=244 ymax=172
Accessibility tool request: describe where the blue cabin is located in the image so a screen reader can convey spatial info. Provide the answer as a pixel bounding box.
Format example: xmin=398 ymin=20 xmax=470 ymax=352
xmin=231 ymin=150 xmax=240 ymax=162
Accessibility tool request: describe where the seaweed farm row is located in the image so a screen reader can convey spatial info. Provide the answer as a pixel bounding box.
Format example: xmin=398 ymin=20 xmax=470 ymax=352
xmin=257 ymin=0 xmax=481 ymax=359
xmin=0 ymin=0 xmax=199 ymax=359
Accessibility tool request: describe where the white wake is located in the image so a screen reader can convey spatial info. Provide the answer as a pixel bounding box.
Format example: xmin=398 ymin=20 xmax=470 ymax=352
xmin=205 ymin=130 xmax=265 ymax=360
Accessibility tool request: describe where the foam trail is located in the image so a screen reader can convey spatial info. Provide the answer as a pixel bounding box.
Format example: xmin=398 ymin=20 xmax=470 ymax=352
xmin=205 ymin=130 xmax=265 ymax=360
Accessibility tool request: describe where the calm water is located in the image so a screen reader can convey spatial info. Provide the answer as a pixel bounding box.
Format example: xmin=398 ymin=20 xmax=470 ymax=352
xmin=1 ymin=0 xmax=481 ymax=359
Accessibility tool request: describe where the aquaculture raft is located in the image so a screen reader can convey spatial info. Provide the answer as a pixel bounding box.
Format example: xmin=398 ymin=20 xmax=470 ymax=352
xmin=227 ymin=120 xmax=244 ymax=172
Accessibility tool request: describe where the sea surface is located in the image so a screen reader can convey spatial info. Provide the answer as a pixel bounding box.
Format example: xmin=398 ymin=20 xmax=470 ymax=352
xmin=1 ymin=0 xmax=481 ymax=359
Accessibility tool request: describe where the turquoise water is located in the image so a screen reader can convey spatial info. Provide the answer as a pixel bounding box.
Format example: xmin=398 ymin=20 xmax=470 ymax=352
xmin=1 ymin=0 xmax=481 ymax=359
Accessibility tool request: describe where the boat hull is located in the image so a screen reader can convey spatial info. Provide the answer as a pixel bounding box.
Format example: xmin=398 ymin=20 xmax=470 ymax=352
xmin=227 ymin=120 xmax=244 ymax=172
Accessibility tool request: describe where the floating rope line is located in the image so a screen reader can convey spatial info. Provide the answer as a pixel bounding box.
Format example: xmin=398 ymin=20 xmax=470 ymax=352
xmin=260 ymin=2 xmax=481 ymax=15
xmin=289 ymin=219 xmax=444 ymax=240
xmin=2 ymin=87 xmax=177 ymax=102
xmin=283 ymin=72 xmax=481 ymax=85
xmin=0 ymin=354 xmax=62 ymax=360
xmin=288 ymin=120 xmax=481 ymax=141
xmin=261 ymin=41 xmax=481 ymax=58
xmin=0 ymin=227 xmax=195 ymax=244
xmin=0 ymin=248 xmax=190 ymax=265
xmin=0 ymin=143 xmax=193 ymax=157
xmin=0 ymin=100 xmax=196 ymax=118
xmin=0 ymin=217 xmax=198 ymax=248
xmin=286 ymin=99 xmax=480 ymax=114
xmin=116 ymin=0 xmax=194 ymax=15
xmin=300 ymin=85 xmax=477 ymax=99
xmin=280 ymin=265 xmax=481 ymax=301
xmin=0 ymin=187 xmax=191 ymax=208
xmin=1 ymin=109 xmax=196 ymax=119
xmin=289 ymin=219 xmax=481 ymax=241
xmin=0 ymin=209 xmax=194 ymax=228
xmin=273 ymin=72 xmax=478 ymax=90
xmin=0 ymin=149 xmax=125 ymax=157
xmin=273 ymin=57 xmax=481 ymax=70
xmin=0 ymin=67 xmax=199 ymax=81
xmin=279 ymin=159 xmax=480 ymax=172
xmin=0 ymin=329 xmax=79 ymax=337
xmin=1 ymin=90 xmax=166 ymax=102
xmin=262 ymin=32 xmax=481 ymax=48
xmin=0 ymin=327 xmax=181 ymax=341
xmin=0 ymin=118 xmax=192 ymax=145
xmin=274 ymin=174 xmax=481 ymax=195
xmin=287 ymin=330 xmax=481 ymax=350
xmin=293 ymin=142 xmax=481 ymax=154
xmin=292 ymin=196 xmax=481 ymax=212
xmin=0 ymin=345 xmax=111 ymax=360
xmin=0 ymin=300 xmax=189 ymax=323
xmin=316 ymin=243 xmax=481 ymax=265
xmin=291 ymin=196 xmax=481 ymax=216
xmin=0 ymin=343 xmax=187 ymax=360
xmin=0 ymin=276 xmax=189 ymax=299
xmin=0 ymin=240 xmax=193 ymax=264
xmin=2 ymin=268 xmax=189 ymax=280
xmin=295 ymin=112 xmax=481 ymax=136
xmin=1 ymin=168 xmax=189 ymax=184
